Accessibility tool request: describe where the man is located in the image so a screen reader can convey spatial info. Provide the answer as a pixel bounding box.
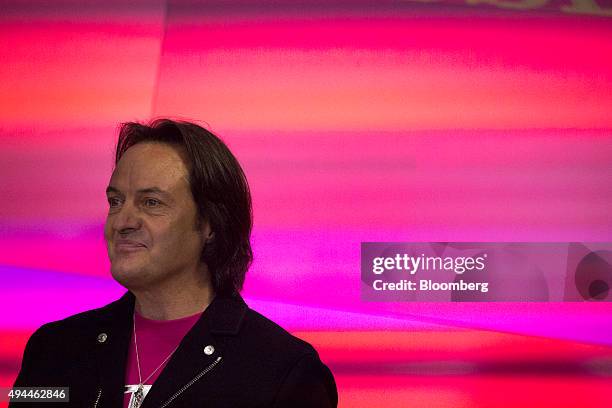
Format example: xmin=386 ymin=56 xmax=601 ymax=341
xmin=11 ymin=119 xmax=338 ymax=407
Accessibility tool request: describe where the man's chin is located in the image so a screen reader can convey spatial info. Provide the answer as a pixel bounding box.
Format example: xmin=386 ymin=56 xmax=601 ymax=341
xmin=110 ymin=266 xmax=152 ymax=290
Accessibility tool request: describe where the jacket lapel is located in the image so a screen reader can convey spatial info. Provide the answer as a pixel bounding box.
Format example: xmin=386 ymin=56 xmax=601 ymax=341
xmin=92 ymin=291 xmax=134 ymax=408
xmin=139 ymin=293 xmax=247 ymax=408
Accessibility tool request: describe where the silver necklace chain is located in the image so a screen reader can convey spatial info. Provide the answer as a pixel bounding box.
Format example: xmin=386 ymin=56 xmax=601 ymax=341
xmin=133 ymin=312 xmax=180 ymax=385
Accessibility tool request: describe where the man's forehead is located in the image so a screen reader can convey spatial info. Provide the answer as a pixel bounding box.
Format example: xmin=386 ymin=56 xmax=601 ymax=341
xmin=109 ymin=143 xmax=190 ymax=190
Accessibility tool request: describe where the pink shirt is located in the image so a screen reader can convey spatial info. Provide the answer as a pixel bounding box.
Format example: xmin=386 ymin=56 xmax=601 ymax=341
xmin=123 ymin=310 xmax=203 ymax=408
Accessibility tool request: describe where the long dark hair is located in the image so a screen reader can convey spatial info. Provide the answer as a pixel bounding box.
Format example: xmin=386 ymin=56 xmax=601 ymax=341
xmin=114 ymin=118 xmax=253 ymax=296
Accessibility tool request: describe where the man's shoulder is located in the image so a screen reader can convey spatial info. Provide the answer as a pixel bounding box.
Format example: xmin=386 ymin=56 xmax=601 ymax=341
xmin=31 ymin=293 xmax=130 ymax=339
xmin=239 ymin=306 xmax=318 ymax=358
xmin=236 ymin=306 xmax=338 ymax=407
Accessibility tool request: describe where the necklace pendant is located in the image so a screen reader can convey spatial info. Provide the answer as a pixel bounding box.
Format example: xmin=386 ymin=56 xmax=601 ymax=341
xmin=126 ymin=383 xmax=151 ymax=408
xmin=132 ymin=384 xmax=144 ymax=408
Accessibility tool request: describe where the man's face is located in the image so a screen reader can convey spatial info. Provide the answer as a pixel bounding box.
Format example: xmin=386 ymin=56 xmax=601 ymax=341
xmin=104 ymin=142 xmax=209 ymax=290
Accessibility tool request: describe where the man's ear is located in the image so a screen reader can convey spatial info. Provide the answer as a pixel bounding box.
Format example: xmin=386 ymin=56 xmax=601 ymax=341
xmin=203 ymin=221 xmax=214 ymax=241
xmin=198 ymin=217 xmax=214 ymax=241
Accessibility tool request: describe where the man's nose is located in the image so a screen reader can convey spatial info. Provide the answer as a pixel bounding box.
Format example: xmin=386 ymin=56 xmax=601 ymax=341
xmin=112 ymin=202 xmax=142 ymax=233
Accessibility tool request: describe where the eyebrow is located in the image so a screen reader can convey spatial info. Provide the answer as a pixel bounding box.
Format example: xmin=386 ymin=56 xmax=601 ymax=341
xmin=105 ymin=186 xmax=172 ymax=199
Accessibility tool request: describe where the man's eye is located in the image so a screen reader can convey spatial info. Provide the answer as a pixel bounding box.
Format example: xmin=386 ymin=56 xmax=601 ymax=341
xmin=144 ymin=198 xmax=161 ymax=208
xmin=108 ymin=197 xmax=121 ymax=207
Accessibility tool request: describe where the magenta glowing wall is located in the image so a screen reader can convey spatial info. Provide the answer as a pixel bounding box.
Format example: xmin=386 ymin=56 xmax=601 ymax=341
xmin=1 ymin=1 xmax=612 ymax=407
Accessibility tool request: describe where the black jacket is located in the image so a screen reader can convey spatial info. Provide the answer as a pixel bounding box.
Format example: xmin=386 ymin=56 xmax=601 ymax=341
xmin=11 ymin=292 xmax=338 ymax=408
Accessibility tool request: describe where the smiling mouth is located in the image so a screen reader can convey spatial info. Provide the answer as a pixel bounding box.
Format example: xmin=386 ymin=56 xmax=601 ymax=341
xmin=115 ymin=243 xmax=147 ymax=253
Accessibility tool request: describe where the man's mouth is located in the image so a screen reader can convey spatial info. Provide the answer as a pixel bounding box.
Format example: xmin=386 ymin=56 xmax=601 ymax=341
xmin=115 ymin=240 xmax=147 ymax=253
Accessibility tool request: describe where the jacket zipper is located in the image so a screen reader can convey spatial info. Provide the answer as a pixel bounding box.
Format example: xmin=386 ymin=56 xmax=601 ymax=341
xmin=92 ymin=388 xmax=102 ymax=408
xmin=159 ymin=356 xmax=222 ymax=408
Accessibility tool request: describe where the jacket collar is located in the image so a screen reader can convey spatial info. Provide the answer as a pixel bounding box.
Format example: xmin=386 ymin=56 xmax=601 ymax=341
xmin=109 ymin=290 xmax=248 ymax=333
xmin=93 ymin=291 xmax=248 ymax=408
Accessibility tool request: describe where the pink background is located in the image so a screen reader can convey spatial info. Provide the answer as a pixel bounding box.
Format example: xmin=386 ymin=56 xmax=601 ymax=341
xmin=2 ymin=1 xmax=612 ymax=406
